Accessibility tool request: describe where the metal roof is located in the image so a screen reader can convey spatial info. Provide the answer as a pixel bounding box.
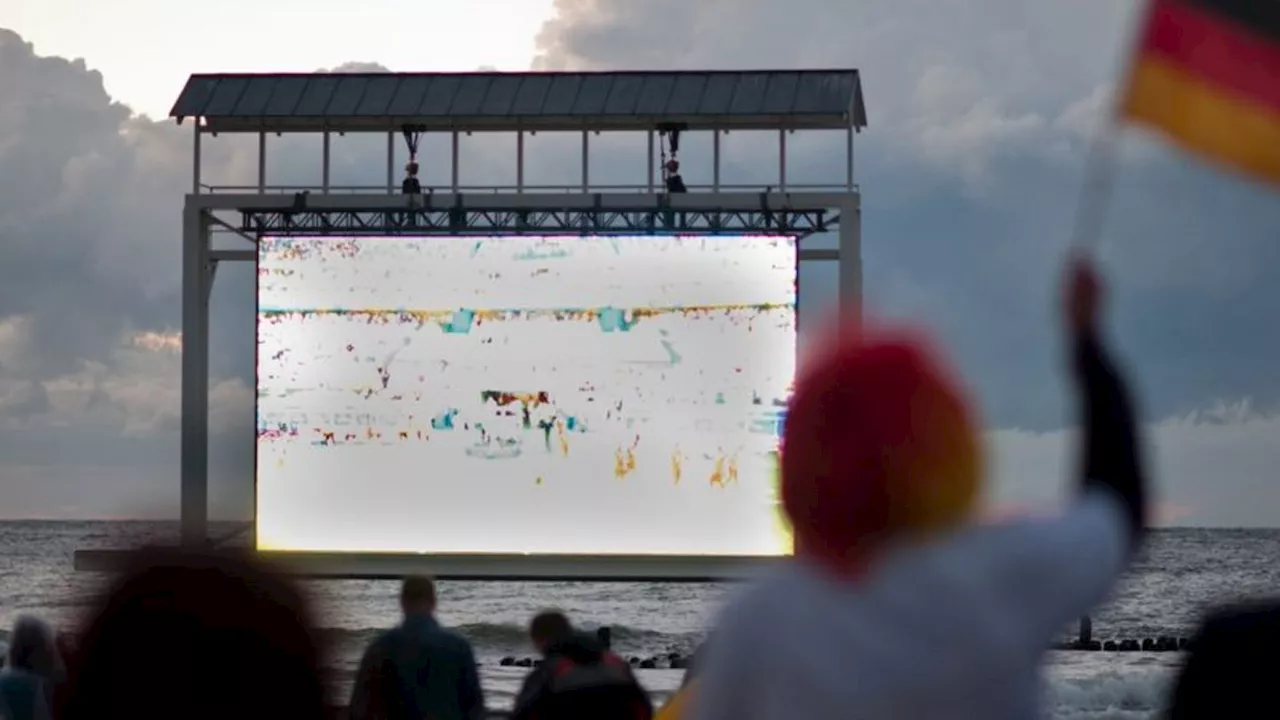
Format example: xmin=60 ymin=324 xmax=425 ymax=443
xmin=170 ymin=70 xmax=867 ymax=134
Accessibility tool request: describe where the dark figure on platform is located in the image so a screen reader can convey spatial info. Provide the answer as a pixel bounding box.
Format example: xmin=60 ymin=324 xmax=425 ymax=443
xmin=511 ymin=610 xmax=652 ymax=720
xmin=350 ymin=576 xmax=485 ymax=720
xmin=58 ymin=548 xmax=327 ymax=720
xmin=400 ymin=161 xmax=423 ymax=227
xmin=660 ymin=159 xmax=686 ymax=229
xmin=0 ymin=616 xmax=63 ymax=720
xmin=402 ymin=161 xmax=422 ymax=195
xmin=1168 ymin=599 xmax=1280 ymax=719
xmin=664 ymin=160 xmax=687 ymax=194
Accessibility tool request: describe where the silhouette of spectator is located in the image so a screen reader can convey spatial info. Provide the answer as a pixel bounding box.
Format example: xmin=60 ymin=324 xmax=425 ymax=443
xmin=664 ymin=160 xmax=687 ymax=194
xmin=58 ymin=548 xmax=327 ymax=720
xmin=689 ymin=256 xmax=1149 ymax=720
xmin=0 ymin=615 xmax=62 ymax=720
xmin=402 ymin=161 xmax=422 ymax=195
xmin=399 ymin=161 xmax=423 ymax=228
xmin=511 ymin=610 xmax=651 ymax=720
xmin=349 ymin=576 xmax=485 ymax=720
xmin=1168 ymin=599 xmax=1280 ymax=719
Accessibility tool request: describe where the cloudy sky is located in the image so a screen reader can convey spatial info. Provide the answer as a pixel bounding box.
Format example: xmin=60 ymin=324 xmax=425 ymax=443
xmin=0 ymin=0 xmax=1277 ymax=526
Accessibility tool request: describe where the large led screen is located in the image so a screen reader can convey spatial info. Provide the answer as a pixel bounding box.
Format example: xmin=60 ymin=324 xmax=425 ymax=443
xmin=256 ymin=234 xmax=797 ymax=556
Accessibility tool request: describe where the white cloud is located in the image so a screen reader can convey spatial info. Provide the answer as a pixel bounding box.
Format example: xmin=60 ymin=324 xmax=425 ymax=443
xmin=989 ymin=400 xmax=1280 ymax=527
xmin=2 ymin=324 xmax=250 ymax=438
xmin=910 ymin=65 xmax=1049 ymax=171
xmin=534 ymin=0 xmax=1139 ymax=187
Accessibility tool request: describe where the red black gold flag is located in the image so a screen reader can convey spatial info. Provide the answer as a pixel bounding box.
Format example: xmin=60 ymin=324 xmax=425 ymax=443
xmin=1119 ymin=0 xmax=1280 ymax=184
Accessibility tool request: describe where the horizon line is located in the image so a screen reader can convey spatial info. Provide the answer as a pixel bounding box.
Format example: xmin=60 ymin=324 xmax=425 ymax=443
xmin=0 ymin=518 xmax=1274 ymax=532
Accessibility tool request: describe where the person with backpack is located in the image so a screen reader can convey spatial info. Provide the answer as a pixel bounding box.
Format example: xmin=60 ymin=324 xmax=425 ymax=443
xmin=511 ymin=611 xmax=652 ymax=720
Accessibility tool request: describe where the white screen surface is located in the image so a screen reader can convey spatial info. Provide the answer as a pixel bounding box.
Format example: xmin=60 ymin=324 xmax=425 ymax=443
xmin=256 ymin=235 xmax=797 ymax=556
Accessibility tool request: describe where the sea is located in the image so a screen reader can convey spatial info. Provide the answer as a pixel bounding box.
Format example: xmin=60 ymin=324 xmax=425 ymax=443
xmin=2 ymin=522 xmax=1279 ymax=718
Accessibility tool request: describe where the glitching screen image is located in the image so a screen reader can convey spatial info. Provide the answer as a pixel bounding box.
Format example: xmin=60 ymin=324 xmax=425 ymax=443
xmin=255 ymin=235 xmax=797 ymax=556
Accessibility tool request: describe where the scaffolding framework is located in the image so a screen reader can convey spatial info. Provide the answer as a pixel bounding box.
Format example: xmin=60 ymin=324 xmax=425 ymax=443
xmin=239 ymin=205 xmax=835 ymax=236
xmin=75 ymin=69 xmax=867 ymax=581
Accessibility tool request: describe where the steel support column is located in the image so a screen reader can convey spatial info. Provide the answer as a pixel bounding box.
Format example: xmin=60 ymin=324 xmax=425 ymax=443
xmin=516 ymin=131 xmax=525 ymax=191
xmin=837 ymin=193 xmax=862 ymax=322
xmin=713 ymin=131 xmax=721 ymax=191
xmin=451 ymin=132 xmax=460 ymax=191
xmin=180 ymin=202 xmax=211 ymax=547
xmin=386 ymin=131 xmax=395 ymax=192
xmin=322 ymin=130 xmax=331 ymax=192
xmin=192 ymin=124 xmax=202 ymax=194
xmin=846 ymin=126 xmax=855 ymax=190
xmin=257 ymin=131 xmax=266 ymax=192
xmin=779 ymin=130 xmax=787 ymax=191
xmin=647 ymin=131 xmax=655 ymax=193
xmin=581 ymin=131 xmax=589 ymax=191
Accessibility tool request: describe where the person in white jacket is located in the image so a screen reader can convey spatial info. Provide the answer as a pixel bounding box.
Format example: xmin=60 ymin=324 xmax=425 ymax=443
xmin=689 ymin=256 xmax=1148 ymax=720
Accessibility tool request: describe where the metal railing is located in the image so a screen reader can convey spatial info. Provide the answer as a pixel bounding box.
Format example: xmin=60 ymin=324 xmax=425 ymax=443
xmin=200 ymin=182 xmax=857 ymax=195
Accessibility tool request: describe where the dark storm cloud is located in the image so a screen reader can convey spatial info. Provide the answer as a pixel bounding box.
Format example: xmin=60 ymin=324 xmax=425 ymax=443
xmin=0 ymin=33 xmax=396 ymax=517
xmin=534 ymin=0 xmax=1280 ymax=429
xmin=0 ymin=33 xmax=394 ymax=390
xmin=0 ymin=29 xmax=147 ymax=377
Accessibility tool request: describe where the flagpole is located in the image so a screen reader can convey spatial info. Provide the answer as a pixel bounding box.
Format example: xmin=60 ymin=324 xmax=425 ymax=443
xmin=1069 ymin=0 xmax=1157 ymax=251
xmin=1069 ymin=121 xmax=1120 ymax=251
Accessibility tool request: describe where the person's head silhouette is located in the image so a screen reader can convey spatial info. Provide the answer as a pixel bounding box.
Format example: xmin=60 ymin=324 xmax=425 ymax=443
xmin=60 ymin=548 xmax=327 ymax=720
xmin=782 ymin=322 xmax=982 ymax=576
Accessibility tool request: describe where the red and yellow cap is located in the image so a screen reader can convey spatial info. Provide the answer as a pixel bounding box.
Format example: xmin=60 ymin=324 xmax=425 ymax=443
xmin=781 ymin=321 xmax=983 ymax=571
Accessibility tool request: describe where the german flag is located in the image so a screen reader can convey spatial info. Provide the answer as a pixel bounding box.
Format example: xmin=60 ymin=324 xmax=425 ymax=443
xmin=1120 ymin=0 xmax=1280 ymax=184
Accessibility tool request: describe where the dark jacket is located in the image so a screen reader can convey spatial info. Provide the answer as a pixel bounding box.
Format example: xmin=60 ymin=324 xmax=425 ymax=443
xmin=0 ymin=617 xmax=61 ymax=720
xmin=0 ymin=669 xmax=53 ymax=720
xmin=1169 ymin=600 xmax=1280 ymax=719
xmin=511 ymin=633 xmax=651 ymax=720
xmin=349 ymin=614 xmax=485 ymax=720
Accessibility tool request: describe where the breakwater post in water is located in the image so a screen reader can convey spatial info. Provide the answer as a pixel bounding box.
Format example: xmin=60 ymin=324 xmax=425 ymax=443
xmin=499 ymin=651 xmax=692 ymax=670
xmin=499 ymin=623 xmax=697 ymax=670
xmin=497 ymin=617 xmax=1193 ymax=670
xmin=1048 ymin=615 xmax=1191 ymax=652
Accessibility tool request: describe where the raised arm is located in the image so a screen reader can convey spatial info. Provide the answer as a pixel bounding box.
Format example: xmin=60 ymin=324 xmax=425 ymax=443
xmin=1069 ymin=256 xmax=1147 ymax=547
xmin=969 ymin=256 xmax=1149 ymax=646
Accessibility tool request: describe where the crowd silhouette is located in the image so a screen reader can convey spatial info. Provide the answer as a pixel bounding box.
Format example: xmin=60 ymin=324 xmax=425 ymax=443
xmin=2 ymin=256 xmax=1274 ymax=720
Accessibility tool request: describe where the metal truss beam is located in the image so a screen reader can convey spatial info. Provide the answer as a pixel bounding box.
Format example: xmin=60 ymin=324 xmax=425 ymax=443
xmin=240 ymin=207 xmax=834 ymax=236
xmin=210 ymin=242 xmax=836 ymax=262
xmin=207 ymin=213 xmax=256 ymax=244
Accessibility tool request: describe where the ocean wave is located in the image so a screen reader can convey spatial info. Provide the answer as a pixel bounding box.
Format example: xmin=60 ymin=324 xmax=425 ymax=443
xmin=318 ymin=621 xmax=698 ymax=655
xmin=1045 ymin=655 xmax=1179 ymax=719
xmin=0 ymin=618 xmax=694 ymax=654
